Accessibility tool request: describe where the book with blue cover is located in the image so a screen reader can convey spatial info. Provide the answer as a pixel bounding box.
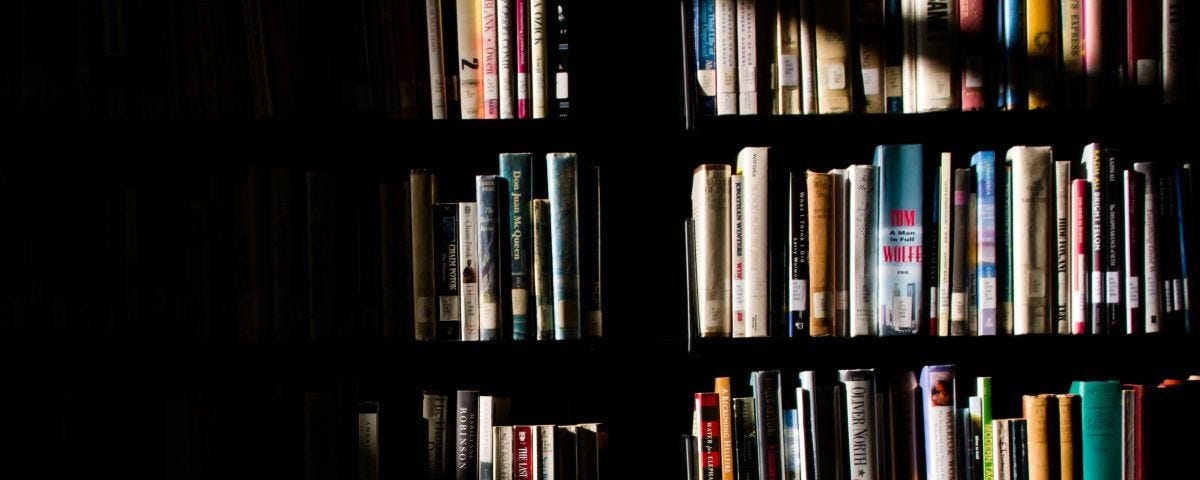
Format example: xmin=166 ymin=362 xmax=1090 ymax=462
xmin=500 ymin=153 xmax=533 ymax=340
xmin=547 ymin=153 xmax=581 ymax=339
xmin=874 ymin=144 xmax=924 ymax=335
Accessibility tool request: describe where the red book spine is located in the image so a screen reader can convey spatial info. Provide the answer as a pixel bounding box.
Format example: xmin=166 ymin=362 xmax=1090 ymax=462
xmin=516 ymin=0 xmax=529 ymax=118
xmin=697 ymin=392 xmax=722 ymax=480
xmin=1126 ymin=0 xmax=1159 ymax=98
xmin=514 ymin=425 xmax=534 ymax=480
xmin=1072 ymin=179 xmax=1090 ymax=334
xmin=959 ymin=0 xmax=987 ymax=110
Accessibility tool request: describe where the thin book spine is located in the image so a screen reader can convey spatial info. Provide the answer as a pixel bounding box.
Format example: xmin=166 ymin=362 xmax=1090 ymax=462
xmin=790 ymin=172 xmax=810 ymax=336
xmin=460 ymin=202 xmax=480 ymax=340
xmin=532 ymin=199 xmax=554 ymax=339
xmin=848 ymin=165 xmax=877 ymax=336
xmin=501 ymin=153 xmax=533 ymax=339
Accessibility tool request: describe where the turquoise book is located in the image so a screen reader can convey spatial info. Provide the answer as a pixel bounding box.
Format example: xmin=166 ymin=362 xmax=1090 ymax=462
xmin=1068 ymin=380 xmax=1121 ymax=480
xmin=500 ymin=153 xmax=533 ymax=340
xmin=547 ymin=153 xmax=581 ymax=339
xmin=972 ymin=151 xmax=1000 ymax=335
xmin=874 ymin=144 xmax=924 ymax=335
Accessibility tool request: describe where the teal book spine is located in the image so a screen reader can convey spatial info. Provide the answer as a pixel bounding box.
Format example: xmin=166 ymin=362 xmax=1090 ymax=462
xmin=1068 ymin=380 xmax=1121 ymax=480
xmin=500 ymin=153 xmax=533 ymax=340
xmin=547 ymin=153 xmax=581 ymax=339
xmin=874 ymin=144 xmax=925 ymax=335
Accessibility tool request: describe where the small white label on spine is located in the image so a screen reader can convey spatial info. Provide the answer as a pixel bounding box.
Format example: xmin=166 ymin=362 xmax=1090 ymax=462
xmin=1092 ymin=271 xmax=1103 ymax=299
xmin=1137 ymin=59 xmax=1158 ymax=86
xmin=951 ymin=292 xmax=966 ymax=321
xmin=862 ymin=68 xmax=880 ymax=95
xmin=932 ymin=73 xmax=951 ymax=99
xmin=837 ymin=291 xmax=848 ymax=310
xmin=813 ymin=291 xmax=829 ymax=319
xmin=1072 ymin=291 xmax=1085 ymax=323
xmin=719 ymin=69 xmax=737 ymax=93
xmin=965 ymin=57 xmax=984 ymax=87
xmin=1127 ymin=277 xmax=1140 ymax=308
xmin=1106 ymin=272 xmax=1121 ymax=303
xmin=790 ymin=279 xmax=805 ymax=309
xmin=555 ymin=72 xmax=568 ymax=99
xmin=1185 ymin=278 xmax=1191 ymax=310
xmin=797 ymin=280 xmax=807 ymax=311
xmin=895 ymin=293 xmax=912 ymax=329
xmin=481 ymin=302 xmax=498 ymax=332
xmin=885 ymin=66 xmax=902 ymax=96
xmin=1028 ymin=269 xmax=1046 ymax=297
xmin=1174 ymin=279 xmax=1185 ymax=311
xmin=511 ymin=288 xmax=528 ymax=316
xmin=781 ymin=55 xmax=799 ymax=86
xmin=698 ymin=70 xmax=718 ymax=96
xmin=982 ymin=278 xmax=997 ymax=308
xmin=517 ymin=74 xmax=528 ymax=100
xmin=739 ymin=66 xmax=757 ymax=91
xmin=826 ymin=63 xmax=846 ymax=90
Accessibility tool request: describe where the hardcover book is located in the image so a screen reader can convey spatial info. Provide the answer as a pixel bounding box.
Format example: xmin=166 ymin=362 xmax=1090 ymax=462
xmin=501 ymin=153 xmax=534 ymax=339
xmin=548 ymin=153 xmax=581 ymax=339
xmin=875 ymin=144 xmax=924 ymax=335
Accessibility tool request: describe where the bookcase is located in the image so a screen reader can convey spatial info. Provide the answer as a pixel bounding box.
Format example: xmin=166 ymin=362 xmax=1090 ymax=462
xmin=7 ymin=1 xmax=1200 ymax=480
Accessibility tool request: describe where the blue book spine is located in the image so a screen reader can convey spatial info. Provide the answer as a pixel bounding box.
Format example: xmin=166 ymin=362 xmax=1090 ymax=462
xmin=477 ymin=175 xmax=506 ymax=341
xmin=919 ymin=365 xmax=957 ymax=480
xmin=1175 ymin=167 xmax=1193 ymax=332
xmin=884 ymin=0 xmax=904 ymax=112
xmin=784 ymin=409 xmax=800 ymax=480
xmin=874 ymin=144 xmax=924 ymax=336
xmin=547 ymin=153 xmax=581 ymax=339
xmin=994 ymin=0 xmax=1007 ymax=109
xmin=695 ymin=0 xmax=717 ymax=115
xmin=500 ymin=153 xmax=533 ymax=340
xmin=972 ymin=151 xmax=999 ymax=335
xmin=1002 ymin=0 xmax=1026 ymax=109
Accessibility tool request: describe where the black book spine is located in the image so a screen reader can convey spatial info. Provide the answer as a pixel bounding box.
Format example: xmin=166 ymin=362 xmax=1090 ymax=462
xmin=790 ymin=171 xmax=809 ymax=336
xmin=307 ymin=172 xmax=336 ymax=340
xmin=733 ymin=397 xmax=759 ymax=480
xmin=440 ymin=0 xmax=460 ymax=118
xmin=771 ymin=167 xmax=790 ymax=336
xmin=1104 ymin=147 xmax=1125 ymax=333
xmin=1157 ymin=167 xmax=1181 ymax=331
xmin=1174 ymin=166 xmax=1195 ymax=332
xmin=579 ymin=166 xmax=602 ymax=337
xmin=454 ymin=391 xmax=479 ymax=480
xmin=1086 ymin=146 xmax=1107 ymax=334
xmin=684 ymin=435 xmax=700 ymax=480
xmin=951 ymin=168 xmax=970 ymax=335
xmin=753 ymin=370 xmax=784 ymax=480
xmin=434 ymin=202 xmax=461 ymax=340
xmin=686 ymin=218 xmax=698 ymax=347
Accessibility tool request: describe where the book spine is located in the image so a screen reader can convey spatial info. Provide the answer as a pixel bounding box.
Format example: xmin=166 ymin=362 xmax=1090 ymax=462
xmin=753 ymin=371 xmax=785 ymax=480
xmin=1003 ymin=0 xmax=1028 ymax=109
xmin=479 ymin=396 xmax=495 ymax=479
xmin=1126 ymin=0 xmax=1160 ymax=102
xmin=734 ymin=397 xmax=759 ymax=480
xmin=516 ymin=0 xmax=529 ymax=117
xmin=1057 ymin=394 xmax=1080 ymax=480
xmin=1121 ymin=390 xmax=1134 ymax=480
xmin=514 ymin=426 xmax=535 ymax=480
xmin=917 ymin=0 xmax=960 ymax=111
xmin=807 ymin=171 xmax=834 ymax=336
xmin=273 ymin=170 xmax=298 ymax=340
xmin=422 ymin=394 xmax=448 ymax=477
xmin=1103 ymin=148 xmax=1125 ymax=334
xmin=1162 ymin=0 xmax=1187 ymax=103
xmin=456 ymin=0 xmax=482 ymax=118
xmin=547 ymin=153 xmax=581 ymax=339
xmin=813 ymin=0 xmax=852 ymax=113
xmin=1124 ymin=171 xmax=1143 ymax=333
xmin=358 ymin=402 xmax=379 ymax=480
xmin=1068 ymin=380 xmax=1121 ymax=480
xmin=735 ymin=0 xmax=757 ymax=114
xmin=952 ymin=168 xmax=970 ymax=336
xmin=579 ymin=166 xmax=602 ymax=337
xmin=435 ymin=203 xmax=463 ymax=340
xmin=537 ymin=425 xmax=556 ymax=480
xmin=1174 ymin=167 xmax=1193 ymax=332
xmin=716 ymin=0 xmax=738 ymax=114
xmin=859 ymin=0 xmax=886 ymax=113
xmin=1010 ymin=146 xmax=1053 ymax=335
xmin=482 ymin=0 xmax=499 ymax=118
xmin=1083 ymin=144 xmax=1107 ymax=334
xmin=500 ymin=153 xmax=533 ymax=339
xmin=698 ymin=392 xmax=722 ymax=480
xmin=530 ymin=0 xmax=547 ymax=117
xmin=938 ymin=154 xmax=954 ymax=335
xmin=532 ymin=199 xmax=554 ymax=339
xmin=477 ymin=175 xmax=506 ymax=340
xmin=1131 ymin=163 xmax=1161 ymax=332
xmin=1060 ymin=0 xmax=1084 ymax=107
xmin=1022 ymin=395 xmax=1052 ymax=480
xmin=979 ymin=377 xmax=994 ymax=480
xmin=797 ymin=372 xmax=818 ymax=480
xmin=974 ymin=151 xmax=999 ymax=335
xmin=1005 ymin=164 xmax=1014 ymax=334
xmin=884 ymin=0 xmax=905 ymax=112
xmin=875 ymin=144 xmax=924 ymax=336
xmin=732 ymin=174 xmax=746 ymax=337
xmin=1155 ymin=169 xmax=1180 ymax=330
xmin=459 ymin=202 xmax=480 ymax=340
xmin=696 ymin=0 xmax=718 ymax=115
xmin=833 ymin=171 xmax=849 ymax=336
xmin=426 ymin=0 xmax=448 ymax=118
xmin=784 ymin=409 xmax=800 ymax=480
xmin=799 ymin=0 xmax=817 ymax=114
xmin=551 ymin=0 xmax=568 ymax=117
xmin=738 ymin=147 xmax=770 ymax=336
xmin=789 ymin=172 xmax=810 ymax=336
xmin=849 ymin=165 xmax=878 ymax=336
xmin=693 ymin=165 xmax=733 ymax=337
xmin=960 ymin=0 xmax=987 ymax=110
xmin=455 ymin=391 xmax=479 ymax=480
xmin=717 ymin=377 xmax=735 ymax=480
xmin=496 ymin=426 xmax=513 ymax=480
xmin=411 ymin=170 xmax=437 ymax=340
xmin=903 ymin=0 xmax=918 ymax=113
xmin=498 ymin=0 xmax=514 ymax=118
xmin=1083 ymin=0 xmax=1102 ymax=106
xmin=921 ymin=365 xmax=958 ymax=480
xmin=776 ymin=0 xmax=801 ymax=114
xmin=1056 ymin=161 xmax=1071 ymax=334
xmin=994 ymin=419 xmax=1010 ymax=480
xmin=1026 ymin=0 xmax=1057 ymax=108
xmin=968 ymin=190 xmax=980 ymax=336
xmin=839 ymin=369 xmax=879 ymax=480
xmin=1071 ymin=179 xmax=1091 ymax=334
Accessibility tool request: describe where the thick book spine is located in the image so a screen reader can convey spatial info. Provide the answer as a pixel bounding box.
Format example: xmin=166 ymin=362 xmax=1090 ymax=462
xmin=1003 ymin=0 xmax=1028 ymax=110
xmin=776 ymin=0 xmax=801 ymax=114
xmin=917 ymin=0 xmax=960 ymax=111
xmin=482 ymin=0 xmax=499 ymax=118
xmin=435 ymin=203 xmax=462 ymax=340
xmin=1120 ymin=385 xmax=1144 ymax=480
xmin=426 ymin=0 xmax=448 ymax=118
xmin=1022 ymin=395 xmax=1052 ymax=480
xmin=1155 ymin=169 xmax=1181 ymax=331
xmin=477 ymin=175 xmax=508 ymax=340
xmin=884 ymin=0 xmax=905 ymax=112
xmin=1162 ymin=0 xmax=1189 ymax=103
xmin=732 ymin=174 xmax=746 ymax=336
xmin=807 ymin=171 xmax=834 ymax=336
xmin=738 ymin=147 xmax=770 ymax=336
xmin=532 ymin=199 xmax=554 ymax=339
xmin=839 ymin=369 xmax=879 ymax=480
xmin=1026 ymin=0 xmax=1057 ymax=108
xmin=411 ymin=170 xmax=437 ymax=340
xmin=698 ymin=392 xmax=722 ymax=480
xmin=459 ymin=202 xmax=480 ymax=340
xmin=1056 ymin=161 xmax=1071 ymax=334
xmin=716 ymin=377 xmax=735 ymax=480
xmin=921 ymin=365 xmax=957 ymax=480
xmin=456 ymin=0 xmax=482 ymax=118
xmin=875 ymin=144 xmax=924 ymax=336
xmin=578 ymin=166 xmax=602 ymax=337
xmin=551 ymin=0 xmax=568 ymax=117
xmin=1068 ymin=380 xmax=1121 ymax=480
xmin=858 ymin=0 xmax=886 ymax=113
xmin=833 ymin=170 xmax=849 ymax=336
xmin=696 ymin=0 xmax=718 ymax=115
xmin=514 ymin=426 xmax=537 ymax=480
xmin=1124 ymin=171 xmax=1143 ymax=333
xmin=716 ymin=0 xmax=738 ymax=114
xmin=938 ymin=155 xmax=954 ymax=335
xmin=1010 ymin=146 xmax=1053 ymax=335
xmin=498 ymin=0 xmax=515 ymax=118
xmin=1060 ymin=0 xmax=1084 ymax=107
xmin=784 ymin=409 xmax=800 ymax=480
xmin=887 ymin=371 xmax=920 ymax=480
xmin=547 ymin=153 xmax=581 ymax=339
xmin=1071 ymin=179 xmax=1091 ymax=334
xmin=735 ymin=0 xmax=757 ymax=114
xmin=960 ymin=0 xmax=987 ymax=110
xmin=973 ymin=151 xmax=1000 ymax=335
xmin=1173 ymin=167 xmax=1193 ymax=332
xmin=693 ymin=165 xmax=733 ymax=337
xmin=813 ymin=0 xmax=852 ymax=113
xmin=849 ymin=165 xmax=878 ymax=336
xmin=530 ymin=0 xmax=547 ymax=118
xmin=1131 ymin=163 xmax=1161 ymax=333
xmin=968 ymin=191 xmax=980 ymax=336
xmin=951 ymin=168 xmax=970 ymax=336
xmin=790 ymin=172 xmax=810 ymax=336
xmin=501 ymin=153 xmax=533 ymax=339
xmin=1082 ymin=144 xmax=1107 ymax=334
xmin=455 ymin=392 xmax=479 ymax=480
xmin=516 ymin=0 xmax=529 ymax=117
xmin=752 ymin=371 xmax=785 ymax=480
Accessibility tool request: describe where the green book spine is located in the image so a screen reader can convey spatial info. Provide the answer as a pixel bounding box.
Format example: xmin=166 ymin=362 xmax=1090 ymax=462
xmin=1068 ymin=380 xmax=1121 ymax=480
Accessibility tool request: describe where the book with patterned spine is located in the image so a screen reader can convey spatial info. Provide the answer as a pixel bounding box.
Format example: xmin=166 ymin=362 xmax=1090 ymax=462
xmin=547 ymin=153 xmax=581 ymax=339
xmin=456 ymin=0 xmax=482 ymax=118
xmin=477 ymin=175 xmax=509 ymax=340
xmin=921 ymin=365 xmax=957 ymax=480
xmin=459 ymin=202 xmax=480 ymax=340
xmin=501 ymin=153 xmax=533 ymax=339
xmin=875 ymin=144 xmax=924 ymax=335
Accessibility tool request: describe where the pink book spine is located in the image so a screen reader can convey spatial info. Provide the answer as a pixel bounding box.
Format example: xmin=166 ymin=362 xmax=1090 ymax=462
xmin=1071 ymin=179 xmax=1090 ymax=334
xmin=517 ymin=0 xmax=529 ymax=118
xmin=484 ymin=0 xmax=500 ymax=118
xmin=959 ymin=0 xmax=986 ymax=110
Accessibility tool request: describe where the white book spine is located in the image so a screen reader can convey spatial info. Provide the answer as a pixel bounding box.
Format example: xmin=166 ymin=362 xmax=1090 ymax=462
xmin=495 ymin=426 xmax=513 ymax=480
xmin=498 ymin=0 xmax=514 ymax=118
xmin=479 ymin=396 xmax=495 ymax=478
xmin=716 ymin=0 xmax=739 ymax=114
xmin=915 ymin=0 xmax=958 ymax=111
xmin=530 ymin=0 xmax=548 ymax=118
xmin=692 ymin=165 xmax=733 ymax=337
xmin=776 ymin=1 xmax=801 ymax=114
xmin=1163 ymin=0 xmax=1186 ymax=102
xmin=737 ymin=147 xmax=770 ymax=336
xmin=849 ymin=165 xmax=878 ymax=336
xmin=732 ymin=174 xmax=746 ymax=337
xmin=839 ymin=370 xmax=878 ymax=480
xmin=1010 ymin=146 xmax=1054 ymax=335
xmin=457 ymin=0 xmax=483 ymax=118
xmin=938 ymin=154 xmax=953 ymax=335
xmin=537 ymin=425 xmax=556 ymax=480
xmin=460 ymin=202 xmax=481 ymax=340
xmin=482 ymin=0 xmax=499 ymax=118
xmin=901 ymin=0 xmax=918 ymax=113
xmin=736 ymin=0 xmax=758 ymax=114
xmin=1056 ymin=161 xmax=1072 ymax=334
xmin=1133 ymin=163 xmax=1161 ymax=332
xmin=426 ymin=0 xmax=447 ymax=119
xmin=798 ymin=0 xmax=816 ymax=114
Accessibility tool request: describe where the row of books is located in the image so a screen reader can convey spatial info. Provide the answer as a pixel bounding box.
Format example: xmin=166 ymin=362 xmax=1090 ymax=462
xmin=686 ymin=144 xmax=1196 ymax=339
xmin=684 ymin=369 xmax=1200 ymax=480
xmin=685 ymin=0 xmax=1195 ymax=116
xmin=12 ymin=0 xmax=569 ymax=119
xmin=412 ymin=153 xmax=602 ymax=341
xmin=420 ymin=392 xmax=604 ymax=480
